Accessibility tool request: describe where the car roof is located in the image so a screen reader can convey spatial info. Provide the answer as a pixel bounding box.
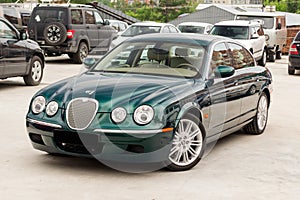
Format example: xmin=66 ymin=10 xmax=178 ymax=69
xmin=34 ymin=3 xmax=93 ymax=8
xmin=236 ymin=11 xmax=286 ymax=17
xmin=126 ymin=33 xmax=231 ymax=45
xmin=131 ymin=21 xmax=175 ymax=27
xmin=178 ymin=22 xmax=213 ymax=27
xmin=214 ymin=20 xmax=261 ymax=26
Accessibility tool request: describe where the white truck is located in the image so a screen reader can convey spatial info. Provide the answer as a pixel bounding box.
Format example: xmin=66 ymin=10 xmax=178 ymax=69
xmin=235 ymin=12 xmax=287 ymax=62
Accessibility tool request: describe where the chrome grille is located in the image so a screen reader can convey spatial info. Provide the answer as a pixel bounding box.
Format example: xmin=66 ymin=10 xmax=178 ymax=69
xmin=66 ymin=98 xmax=98 ymax=130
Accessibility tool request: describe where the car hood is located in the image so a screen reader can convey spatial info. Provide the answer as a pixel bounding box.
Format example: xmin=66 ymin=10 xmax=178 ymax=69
xmin=40 ymin=72 xmax=202 ymax=113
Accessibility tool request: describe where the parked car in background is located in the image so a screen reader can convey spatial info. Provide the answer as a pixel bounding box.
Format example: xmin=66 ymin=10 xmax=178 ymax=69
xmin=27 ymin=4 xmax=117 ymax=64
xmin=26 ymin=33 xmax=272 ymax=171
xmin=210 ymin=20 xmax=267 ymax=66
xmin=110 ymin=21 xmax=180 ymax=49
xmin=177 ymin=22 xmax=213 ymax=34
xmin=107 ymin=19 xmax=128 ymax=32
xmin=235 ymin=12 xmax=287 ymax=62
xmin=288 ymin=31 xmax=300 ymax=75
xmin=0 ymin=5 xmax=31 ymax=30
xmin=0 ymin=17 xmax=45 ymax=86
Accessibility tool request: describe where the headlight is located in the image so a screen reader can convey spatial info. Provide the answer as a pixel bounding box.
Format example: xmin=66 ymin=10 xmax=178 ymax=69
xmin=31 ymin=96 xmax=46 ymax=114
xmin=134 ymin=105 xmax=154 ymax=125
xmin=111 ymin=107 xmax=127 ymax=123
xmin=46 ymin=101 xmax=59 ymax=116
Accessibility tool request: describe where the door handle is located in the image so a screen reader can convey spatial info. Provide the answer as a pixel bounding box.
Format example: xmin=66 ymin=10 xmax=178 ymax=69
xmin=2 ymin=42 xmax=8 ymax=47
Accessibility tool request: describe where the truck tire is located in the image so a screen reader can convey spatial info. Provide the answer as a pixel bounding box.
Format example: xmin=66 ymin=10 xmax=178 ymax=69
xmin=43 ymin=22 xmax=67 ymax=46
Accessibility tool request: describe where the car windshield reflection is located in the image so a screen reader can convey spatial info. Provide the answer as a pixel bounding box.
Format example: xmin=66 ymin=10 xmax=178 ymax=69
xmin=92 ymin=41 xmax=206 ymax=78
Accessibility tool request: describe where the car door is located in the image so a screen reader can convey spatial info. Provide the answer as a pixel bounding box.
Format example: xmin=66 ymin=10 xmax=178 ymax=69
xmin=0 ymin=19 xmax=26 ymax=76
xmin=94 ymin=11 xmax=113 ymax=48
xmin=227 ymin=42 xmax=265 ymax=125
xmin=250 ymin=26 xmax=264 ymax=59
xmin=206 ymin=42 xmax=243 ymax=138
xmin=84 ymin=9 xmax=98 ymax=48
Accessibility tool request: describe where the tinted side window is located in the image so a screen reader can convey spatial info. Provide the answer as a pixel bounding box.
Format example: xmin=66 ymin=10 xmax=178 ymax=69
xmin=162 ymin=26 xmax=170 ymax=33
xmin=85 ymin=10 xmax=95 ymax=24
xmin=209 ymin=43 xmax=231 ymax=76
xmin=32 ymin=9 xmax=67 ymax=24
xmin=228 ymin=43 xmax=255 ymax=69
xmin=71 ymin=9 xmax=83 ymax=24
xmin=169 ymin=26 xmax=178 ymax=33
xmin=0 ymin=20 xmax=17 ymax=39
xmin=94 ymin=12 xmax=104 ymax=24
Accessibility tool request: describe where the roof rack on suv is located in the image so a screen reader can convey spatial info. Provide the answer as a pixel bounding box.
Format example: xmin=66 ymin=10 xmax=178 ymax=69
xmin=36 ymin=3 xmax=92 ymax=8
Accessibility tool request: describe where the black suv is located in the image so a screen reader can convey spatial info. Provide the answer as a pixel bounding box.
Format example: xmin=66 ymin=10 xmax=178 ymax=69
xmin=0 ymin=17 xmax=45 ymax=86
xmin=27 ymin=4 xmax=117 ymax=63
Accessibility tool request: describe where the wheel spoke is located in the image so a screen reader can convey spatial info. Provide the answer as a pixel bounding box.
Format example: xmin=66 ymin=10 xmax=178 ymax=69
xmin=188 ymin=147 xmax=197 ymax=157
xmin=178 ymin=121 xmax=184 ymax=133
xmin=185 ymin=121 xmax=193 ymax=133
xmin=183 ymin=151 xmax=189 ymax=163
xmin=189 ymin=129 xmax=200 ymax=139
xmin=169 ymin=145 xmax=180 ymax=157
xmin=175 ymin=148 xmax=183 ymax=163
xmin=190 ymin=140 xmax=202 ymax=146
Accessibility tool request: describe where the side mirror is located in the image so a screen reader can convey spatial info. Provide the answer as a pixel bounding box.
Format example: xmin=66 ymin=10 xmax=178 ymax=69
xmin=276 ymin=23 xmax=282 ymax=30
xmin=83 ymin=57 xmax=96 ymax=69
xmin=251 ymin=33 xmax=259 ymax=39
xmin=104 ymin=20 xmax=110 ymax=26
xmin=20 ymin=30 xmax=27 ymax=40
xmin=214 ymin=65 xmax=235 ymax=78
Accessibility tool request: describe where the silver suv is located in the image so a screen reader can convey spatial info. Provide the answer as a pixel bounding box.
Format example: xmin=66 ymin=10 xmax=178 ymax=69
xmin=210 ymin=20 xmax=267 ymax=66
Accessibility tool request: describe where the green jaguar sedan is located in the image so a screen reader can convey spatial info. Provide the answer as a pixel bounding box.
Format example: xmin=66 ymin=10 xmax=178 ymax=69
xmin=26 ymin=34 xmax=272 ymax=171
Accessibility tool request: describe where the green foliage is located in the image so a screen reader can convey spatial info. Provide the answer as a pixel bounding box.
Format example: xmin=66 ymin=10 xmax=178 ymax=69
xmin=264 ymin=0 xmax=300 ymax=13
xmin=0 ymin=0 xmax=20 ymax=2
xmin=120 ymin=0 xmax=198 ymax=22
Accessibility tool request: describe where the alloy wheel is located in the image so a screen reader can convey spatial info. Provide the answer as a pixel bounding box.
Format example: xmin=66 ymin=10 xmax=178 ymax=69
xmin=257 ymin=95 xmax=268 ymax=131
xmin=169 ymin=119 xmax=203 ymax=166
xmin=31 ymin=60 xmax=42 ymax=82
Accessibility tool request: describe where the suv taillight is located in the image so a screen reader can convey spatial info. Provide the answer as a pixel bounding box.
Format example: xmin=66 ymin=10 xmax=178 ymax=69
xmin=289 ymin=44 xmax=299 ymax=55
xmin=67 ymin=30 xmax=75 ymax=39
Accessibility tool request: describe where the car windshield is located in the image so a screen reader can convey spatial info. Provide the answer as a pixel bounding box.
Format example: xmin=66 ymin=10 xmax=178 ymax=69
xmin=92 ymin=40 xmax=206 ymax=78
xmin=178 ymin=25 xmax=205 ymax=34
xmin=121 ymin=25 xmax=161 ymax=37
xmin=236 ymin=16 xmax=274 ymax=29
xmin=210 ymin=26 xmax=249 ymax=39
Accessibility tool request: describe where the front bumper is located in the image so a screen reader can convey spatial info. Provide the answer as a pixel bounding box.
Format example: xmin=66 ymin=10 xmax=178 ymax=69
xmin=26 ymin=118 xmax=174 ymax=163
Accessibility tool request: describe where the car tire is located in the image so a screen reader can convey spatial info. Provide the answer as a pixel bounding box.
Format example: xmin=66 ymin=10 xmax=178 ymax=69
xmin=167 ymin=113 xmax=206 ymax=171
xmin=43 ymin=22 xmax=67 ymax=46
xmin=23 ymin=56 xmax=44 ymax=86
xmin=276 ymin=50 xmax=282 ymax=59
xmin=288 ymin=65 xmax=295 ymax=75
xmin=243 ymin=92 xmax=269 ymax=135
xmin=73 ymin=42 xmax=88 ymax=64
xmin=258 ymin=49 xmax=267 ymax=66
xmin=268 ymin=52 xmax=276 ymax=62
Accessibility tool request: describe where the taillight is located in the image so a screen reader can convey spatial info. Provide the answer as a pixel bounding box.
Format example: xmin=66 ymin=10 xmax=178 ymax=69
xmin=67 ymin=30 xmax=75 ymax=39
